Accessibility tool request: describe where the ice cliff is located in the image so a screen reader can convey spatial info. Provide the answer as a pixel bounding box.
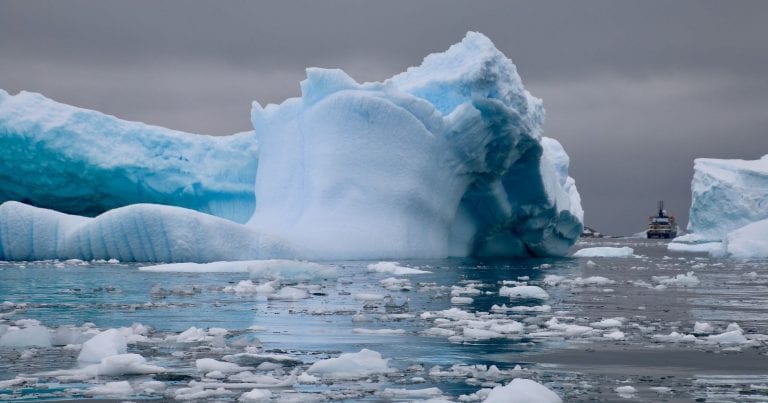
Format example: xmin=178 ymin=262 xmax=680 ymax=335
xmin=0 ymin=32 xmax=583 ymax=262
xmin=0 ymin=90 xmax=259 ymax=223
xmin=673 ymin=156 xmax=768 ymax=258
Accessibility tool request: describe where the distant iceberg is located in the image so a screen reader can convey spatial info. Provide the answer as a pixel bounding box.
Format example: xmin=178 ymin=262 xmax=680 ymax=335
xmin=0 ymin=32 xmax=583 ymax=262
xmin=0 ymin=90 xmax=259 ymax=223
xmin=674 ymin=155 xmax=768 ymax=258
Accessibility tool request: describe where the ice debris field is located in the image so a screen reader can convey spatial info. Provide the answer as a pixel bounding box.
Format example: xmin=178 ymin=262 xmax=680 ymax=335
xmin=3 ymin=239 xmax=768 ymax=401
xmin=0 ymin=32 xmax=582 ymax=262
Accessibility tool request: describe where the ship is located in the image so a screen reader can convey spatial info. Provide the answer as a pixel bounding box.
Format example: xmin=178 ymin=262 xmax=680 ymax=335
xmin=647 ymin=200 xmax=678 ymax=239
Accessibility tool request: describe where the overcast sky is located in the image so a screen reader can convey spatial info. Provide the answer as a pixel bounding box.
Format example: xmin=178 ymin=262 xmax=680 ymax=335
xmin=2 ymin=1 xmax=767 ymax=235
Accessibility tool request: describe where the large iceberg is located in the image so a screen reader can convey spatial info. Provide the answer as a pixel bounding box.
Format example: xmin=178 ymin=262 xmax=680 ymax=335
xmin=674 ymin=156 xmax=768 ymax=258
xmin=0 ymin=32 xmax=583 ymax=262
xmin=250 ymin=32 xmax=583 ymax=259
xmin=0 ymin=90 xmax=259 ymax=223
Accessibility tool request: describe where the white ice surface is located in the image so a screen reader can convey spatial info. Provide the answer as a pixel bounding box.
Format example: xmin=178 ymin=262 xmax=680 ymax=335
xmin=572 ymin=247 xmax=635 ymax=258
xmin=306 ymin=349 xmax=393 ymax=379
xmin=483 ymin=378 xmax=562 ymax=403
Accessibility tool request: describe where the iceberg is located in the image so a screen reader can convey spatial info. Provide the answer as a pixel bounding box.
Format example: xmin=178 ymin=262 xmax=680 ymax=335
xmin=0 ymin=90 xmax=259 ymax=223
xmin=685 ymin=156 xmax=768 ymax=240
xmin=676 ymin=156 xmax=768 ymax=258
xmin=250 ymin=32 xmax=583 ymax=258
xmin=0 ymin=32 xmax=583 ymax=262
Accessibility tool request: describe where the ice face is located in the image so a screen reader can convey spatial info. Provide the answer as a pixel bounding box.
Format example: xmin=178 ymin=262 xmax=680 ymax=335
xmin=0 ymin=31 xmax=583 ymax=262
xmin=0 ymin=90 xmax=259 ymax=223
xmin=0 ymin=201 xmax=296 ymax=262
xmin=687 ymin=156 xmax=768 ymax=240
xmin=250 ymin=32 xmax=583 ymax=259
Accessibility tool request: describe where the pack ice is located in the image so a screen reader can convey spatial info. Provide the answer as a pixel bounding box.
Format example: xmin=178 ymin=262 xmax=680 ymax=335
xmin=0 ymin=32 xmax=583 ymax=262
xmin=673 ymin=156 xmax=768 ymax=258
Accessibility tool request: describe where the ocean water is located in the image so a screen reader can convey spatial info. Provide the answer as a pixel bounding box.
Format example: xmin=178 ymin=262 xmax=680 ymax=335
xmin=1 ymin=238 xmax=767 ymax=402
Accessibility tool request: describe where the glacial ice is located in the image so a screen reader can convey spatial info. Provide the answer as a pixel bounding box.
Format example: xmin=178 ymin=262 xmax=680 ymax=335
xmin=675 ymin=156 xmax=768 ymax=258
xmin=250 ymin=32 xmax=582 ymax=258
xmin=0 ymin=90 xmax=259 ymax=223
xmin=0 ymin=31 xmax=583 ymax=261
xmin=686 ymin=156 xmax=768 ymax=239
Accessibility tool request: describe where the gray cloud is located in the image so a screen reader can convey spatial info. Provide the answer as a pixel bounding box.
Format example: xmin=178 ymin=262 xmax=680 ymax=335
xmin=2 ymin=0 xmax=767 ymax=234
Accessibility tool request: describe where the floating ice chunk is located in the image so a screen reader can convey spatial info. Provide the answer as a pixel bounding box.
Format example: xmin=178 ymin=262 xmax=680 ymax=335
xmin=297 ymin=372 xmax=319 ymax=384
xmin=667 ymin=242 xmax=724 ymax=254
xmin=615 ymin=385 xmax=637 ymax=398
xmin=693 ymin=322 xmax=714 ymax=335
xmin=590 ymin=318 xmax=625 ymax=329
xmin=603 ymin=330 xmax=626 ymax=340
xmin=239 ymin=389 xmax=272 ymax=402
xmin=174 ymin=386 xmax=233 ymax=401
xmin=50 ymin=353 xmax=166 ymax=377
xmin=269 ymin=286 xmax=310 ymax=301
xmin=196 ymin=358 xmax=253 ymax=374
xmin=451 ymin=296 xmax=474 ymax=305
xmin=85 ymin=381 xmax=134 ymax=397
xmin=483 ymin=378 xmax=562 ymax=403
xmin=367 ymin=262 xmax=431 ymax=275
xmin=652 ymin=331 xmax=697 ymax=343
xmin=499 ymin=285 xmax=549 ymax=300
xmin=77 ymin=329 xmax=127 ymax=362
xmin=224 ymin=280 xmax=277 ymax=296
xmin=651 ymin=386 xmax=672 ymax=394
xmin=707 ymin=329 xmax=750 ymax=344
xmin=175 ymin=326 xmax=210 ymax=343
xmin=380 ymin=277 xmax=412 ymax=291
xmin=653 ymin=271 xmax=700 ymax=287
xmin=306 ymin=349 xmax=393 ymax=379
xmin=0 ymin=325 xmax=51 ymax=347
xmin=573 ymin=247 xmax=635 ymax=258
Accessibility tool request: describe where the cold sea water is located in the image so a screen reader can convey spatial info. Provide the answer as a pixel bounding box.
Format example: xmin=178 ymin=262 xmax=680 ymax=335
xmin=1 ymin=238 xmax=767 ymax=402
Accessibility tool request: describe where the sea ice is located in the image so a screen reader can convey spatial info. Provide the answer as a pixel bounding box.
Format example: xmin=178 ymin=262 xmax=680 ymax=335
xmin=306 ymin=349 xmax=393 ymax=379
xmin=483 ymin=378 xmax=562 ymax=403
xmin=572 ymin=247 xmax=635 ymax=258
xmin=77 ymin=328 xmax=127 ymax=362
xmin=85 ymin=381 xmax=134 ymax=397
xmin=499 ymin=285 xmax=549 ymax=300
xmin=367 ymin=262 xmax=431 ymax=275
xmin=0 ymin=325 xmax=51 ymax=347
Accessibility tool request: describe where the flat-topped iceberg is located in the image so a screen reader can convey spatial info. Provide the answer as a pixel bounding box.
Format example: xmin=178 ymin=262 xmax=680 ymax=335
xmin=0 ymin=90 xmax=259 ymax=223
xmin=0 ymin=32 xmax=583 ymax=262
xmin=674 ymin=156 xmax=768 ymax=258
